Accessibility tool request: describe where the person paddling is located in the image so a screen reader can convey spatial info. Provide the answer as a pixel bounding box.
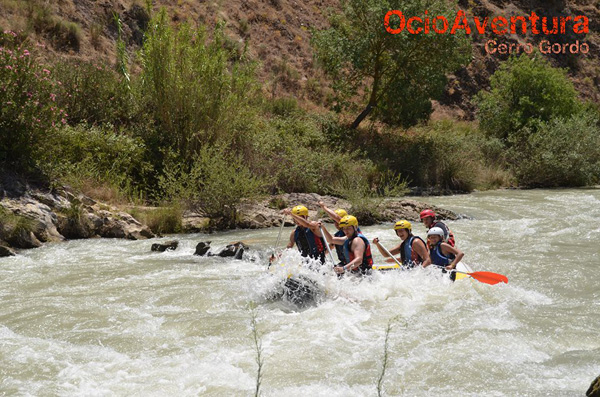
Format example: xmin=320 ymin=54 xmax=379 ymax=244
xmin=284 ymin=205 xmax=326 ymax=265
xmin=319 ymin=215 xmax=373 ymax=275
xmin=318 ymin=201 xmax=350 ymax=268
xmin=426 ymin=227 xmax=464 ymax=280
xmin=420 ymin=209 xmax=455 ymax=247
xmin=373 ymin=220 xmax=430 ymax=268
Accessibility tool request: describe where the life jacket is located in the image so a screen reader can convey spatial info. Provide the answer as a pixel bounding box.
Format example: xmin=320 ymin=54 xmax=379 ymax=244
xmin=334 ymin=229 xmax=347 ymax=265
xmin=294 ymin=226 xmax=325 ymax=264
xmin=432 ymin=220 xmax=455 ymax=247
xmin=400 ymin=235 xmax=426 ymax=267
xmin=429 ymin=241 xmax=455 ymax=267
xmin=343 ymin=232 xmax=373 ymax=273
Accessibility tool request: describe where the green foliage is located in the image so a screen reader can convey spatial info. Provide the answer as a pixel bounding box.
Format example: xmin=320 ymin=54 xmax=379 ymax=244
xmin=159 ymin=146 xmax=265 ymax=229
xmin=53 ymin=60 xmax=133 ymax=127
xmin=0 ymin=31 xmax=64 ymax=168
xmin=337 ymin=120 xmax=504 ymax=192
xmin=312 ymin=0 xmax=471 ymax=128
xmin=476 ymin=54 xmax=581 ymax=142
xmin=130 ymin=205 xmax=183 ymax=235
xmin=140 ymin=9 xmax=260 ymax=161
xmin=332 ymin=167 xmax=407 ymax=225
xmin=0 ymin=207 xmax=35 ymax=241
xmin=509 ymin=113 xmax=600 ymax=187
xmin=36 ymin=124 xmax=151 ymax=198
xmin=113 ymin=13 xmax=131 ymax=86
xmin=269 ymin=96 xmax=299 ymax=117
xmin=243 ymin=114 xmax=379 ymax=195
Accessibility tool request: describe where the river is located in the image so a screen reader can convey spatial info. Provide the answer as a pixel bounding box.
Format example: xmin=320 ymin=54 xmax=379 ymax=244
xmin=1 ymin=189 xmax=598 ymax=396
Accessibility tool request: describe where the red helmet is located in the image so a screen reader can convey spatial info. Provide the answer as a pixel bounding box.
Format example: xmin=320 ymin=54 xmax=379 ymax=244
xmin=420 ymin=209 xmax=436 ymax=219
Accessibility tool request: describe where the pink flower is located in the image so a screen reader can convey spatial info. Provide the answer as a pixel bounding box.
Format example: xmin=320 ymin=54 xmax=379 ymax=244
xmin=43 ymin=69 xmax=50 ymax=75
xmin=5 ymin=65 xmax=12 ymax=70
xmin=23 ymin=50 xmax=29 ymax=56
xmin=61 ymin=118 xmax=66 ymax=124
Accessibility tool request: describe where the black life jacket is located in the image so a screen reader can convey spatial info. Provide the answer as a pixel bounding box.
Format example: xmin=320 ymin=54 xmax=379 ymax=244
xmin=294 ymin=226 xmax=325 ymax=264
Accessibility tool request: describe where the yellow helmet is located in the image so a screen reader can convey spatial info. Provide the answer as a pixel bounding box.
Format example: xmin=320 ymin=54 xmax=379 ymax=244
xmin=292 ymin=205 xmax=309 ymax=216
xmin=338 ymin=215 xmax=358 ymax=228
xmin=334 ymin=208 xmax=348 ymax=218
xmin=394 ymin=220 xmax=412 ymax=231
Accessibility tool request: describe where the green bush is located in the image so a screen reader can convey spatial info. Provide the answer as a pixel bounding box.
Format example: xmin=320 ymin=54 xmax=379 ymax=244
xmin=475 ymin=54 xmax=581 ymax=142
xmin=509 ymin=113 xmax=600 ymax=187
xmin=158 ymin=145 xmax=265 ymax=229
xmin=332 ymin=168 xmax=408 ymax=225
xmin=140 ymin=10 xmax=260 ymax=161
xmin=36 ymin=124 xmax=151 ymax=197
xmin=348 ymin=120 xmax=491 ymax=192
xmin=129 ymin=205 xmax=183 ymax=235
xmin=0 ymin=31 xmax=64 ymax=168
xmin=243 ymin=114 xmax=380 ymax=195
xmin=269 ymin=96 xmax=299 ymax=117
xmin=53 ymin=60 xmax=133 ymax=127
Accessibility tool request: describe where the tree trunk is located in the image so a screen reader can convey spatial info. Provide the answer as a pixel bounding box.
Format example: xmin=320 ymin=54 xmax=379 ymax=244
xmin=350 ymin=104 xmax=375 ymax=129
xmin=351 ymin=58 xmax=381 ymax=129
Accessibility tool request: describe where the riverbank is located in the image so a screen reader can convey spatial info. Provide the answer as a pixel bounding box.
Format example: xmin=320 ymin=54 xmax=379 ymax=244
xmin=0 ymin=176 xmax=459 ymax=255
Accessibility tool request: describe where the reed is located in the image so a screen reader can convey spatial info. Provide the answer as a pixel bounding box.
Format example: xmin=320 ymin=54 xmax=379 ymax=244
xmin=249 ymin=306 xmax=265 ymax=397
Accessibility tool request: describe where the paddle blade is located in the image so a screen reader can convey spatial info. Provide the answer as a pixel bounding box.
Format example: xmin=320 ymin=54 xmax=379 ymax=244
xmin=468 ymin=271 xmax=508 ymax=285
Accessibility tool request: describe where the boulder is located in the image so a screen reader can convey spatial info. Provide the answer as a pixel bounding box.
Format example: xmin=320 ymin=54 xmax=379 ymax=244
xmin=379 ymin=199 xmax=460 ymax=222
xmin=151 ymin=240 xmax=179 ymax=252
xmin=2 ymin=228 xmax=42 ymax=249
xmin=194 ymin=241 xmax=211 ymax=256
xmin=215 ymin=241 xmax=248 ymax=259
xmin=0 ymin=244 xmax=16 ymax=257
xmin=236 ymin=193 xmax=350 ymax=229
xmin=587 ymin=374 xmax=600 ymax=397
xmin=95 ymin=210 xmax=155 ymax=240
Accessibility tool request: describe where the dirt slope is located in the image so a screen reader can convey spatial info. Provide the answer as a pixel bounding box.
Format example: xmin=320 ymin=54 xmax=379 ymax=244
xmin=1 ymin=0 xmax=598 ymax=120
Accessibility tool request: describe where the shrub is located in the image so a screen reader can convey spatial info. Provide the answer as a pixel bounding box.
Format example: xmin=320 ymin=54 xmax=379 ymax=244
xmin=243 ymin=114 xmax=381 ymax=195
xmin=35 ymin=124 xmax=151 ymax=199
xmin=140 ymin=10 xmax=260 ymax=161
xmin=352 ymin=120 xmax=489 ymax=192
xmin=0 ymin=31 xmax=64 ymax=168
xmin=129 ymin=205 xmax=183 ymax=235
xmin=509 ymin=112 xmax=600 ymax=187
xmin=0 ymin=207 xmax=35 ymax=241
xmin=158 ymin=145 xmax=265 ymax=229
xmin=53 ymin=60 xmax=133 ymax=127
xmin=475 ymin=54 xmax=581 ymax=142
xmin=269 ymin=96 xmax=299 ymax=117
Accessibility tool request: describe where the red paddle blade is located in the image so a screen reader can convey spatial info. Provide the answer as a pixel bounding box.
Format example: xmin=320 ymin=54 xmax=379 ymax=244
xmin=468 ymin=271 xmax=508 ymax=285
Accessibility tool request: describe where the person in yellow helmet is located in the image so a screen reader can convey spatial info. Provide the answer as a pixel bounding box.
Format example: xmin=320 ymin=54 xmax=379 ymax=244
xmin=319 ymin=215 xmax=373 ymax=275
xmin=373 ymin=220 xmax=430 ymax=268
xmin=283 ymin=205 xmax=326 ymax=265
xmin=318 ymin=201 xmax=351 ymax=268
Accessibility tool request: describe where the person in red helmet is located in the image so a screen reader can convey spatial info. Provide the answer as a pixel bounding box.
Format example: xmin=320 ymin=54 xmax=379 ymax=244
xmin=419 ymin=209 xmax=456 ymax=247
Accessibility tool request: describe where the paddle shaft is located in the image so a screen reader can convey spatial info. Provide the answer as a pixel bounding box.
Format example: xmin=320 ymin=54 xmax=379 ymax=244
xmin=319 ymin=225 xmax=337 ymax=266
xmin=377 ymin=241 xmax=404 ymax=268
xmin=274 ymin=216 xmax=285 ymax=251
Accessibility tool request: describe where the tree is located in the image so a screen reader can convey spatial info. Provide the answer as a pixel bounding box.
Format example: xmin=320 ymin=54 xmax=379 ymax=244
xmin=475 ymin=54 xmax=581 ymax=142
xmin=312 ymin=0 xmax=471 ymax=129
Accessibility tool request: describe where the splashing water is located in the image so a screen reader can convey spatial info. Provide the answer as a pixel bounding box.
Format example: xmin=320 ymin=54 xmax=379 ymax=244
xmin=1 ymin=189 xmax=598 ymax=395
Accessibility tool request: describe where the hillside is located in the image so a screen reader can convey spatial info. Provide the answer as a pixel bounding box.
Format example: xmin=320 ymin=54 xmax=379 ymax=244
xmin=1 ymin=0 xmax=598 ymax=119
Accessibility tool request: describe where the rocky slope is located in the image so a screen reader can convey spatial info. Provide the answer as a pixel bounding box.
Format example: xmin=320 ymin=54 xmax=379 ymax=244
xmin=0 ymin=174 xmax=155 ymax=256
xmin=0 ymin=0 xmax=597 ymax=119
